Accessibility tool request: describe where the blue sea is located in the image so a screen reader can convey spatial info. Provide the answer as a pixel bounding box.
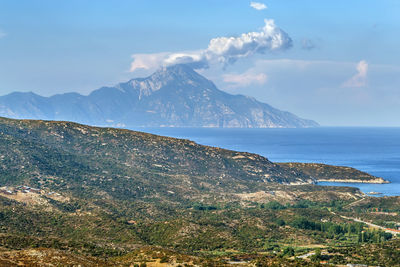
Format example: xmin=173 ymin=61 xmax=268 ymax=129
xmin=136 ymin=127 xmax=400 ymax=196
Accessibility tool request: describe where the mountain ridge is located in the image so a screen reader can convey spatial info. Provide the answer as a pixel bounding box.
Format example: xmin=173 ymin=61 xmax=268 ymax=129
xmin=0 ymin=116 xmax=382 ymax=195
xmin=0 ymin=64 xmax=318 ymax=128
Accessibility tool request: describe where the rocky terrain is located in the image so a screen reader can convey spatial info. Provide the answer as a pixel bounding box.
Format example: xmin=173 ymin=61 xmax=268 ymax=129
xmin=0 ymin=64 xmax=318 ymax=128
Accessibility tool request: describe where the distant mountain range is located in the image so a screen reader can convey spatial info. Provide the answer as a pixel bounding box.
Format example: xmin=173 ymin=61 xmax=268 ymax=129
xmin=0 ymin=64 xmax=318 ymax=128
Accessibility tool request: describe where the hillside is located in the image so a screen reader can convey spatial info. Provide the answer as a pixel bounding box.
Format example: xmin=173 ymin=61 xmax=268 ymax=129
xmin=0 ymin=117 xmax=317 ymax=200
xmin=0 ymin=117 xmax=398 ymax=266
xmin=0 ymin=64 xmax=318 ymax=128
xmin=0 ymin=117 xmax=379 ymax=198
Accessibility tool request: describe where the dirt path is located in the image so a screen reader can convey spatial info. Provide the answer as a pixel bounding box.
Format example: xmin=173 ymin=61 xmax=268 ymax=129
xmin=343 ymin=196 xmax=367 ymax=208
xmin=331 ymin=200 xmax=400 ymax=235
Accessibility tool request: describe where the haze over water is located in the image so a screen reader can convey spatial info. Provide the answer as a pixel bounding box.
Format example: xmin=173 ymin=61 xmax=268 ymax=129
xmin=139 ymin=127 xmax=400 ymax=196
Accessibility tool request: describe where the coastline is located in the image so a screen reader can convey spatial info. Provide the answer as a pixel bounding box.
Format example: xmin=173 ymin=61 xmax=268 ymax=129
xmin=143 ymin=127 xmax=400 ymax=196
xmin=316 ymin=178 xmax=389 ymax=184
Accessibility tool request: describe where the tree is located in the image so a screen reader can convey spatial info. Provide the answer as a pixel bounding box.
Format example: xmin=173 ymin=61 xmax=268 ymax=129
xmin=311 ymin=248 xmax=322 ymax=262
xmin=282 ymin=246 xmax=295 ymax=257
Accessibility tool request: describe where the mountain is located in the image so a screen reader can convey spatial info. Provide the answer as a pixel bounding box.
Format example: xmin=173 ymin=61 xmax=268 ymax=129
xmin=0 ymin=64 xmax=318 ymax=128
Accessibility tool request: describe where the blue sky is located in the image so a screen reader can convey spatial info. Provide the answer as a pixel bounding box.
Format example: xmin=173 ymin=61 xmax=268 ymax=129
xmin=0 ymin=0 xmax=399 ymax=126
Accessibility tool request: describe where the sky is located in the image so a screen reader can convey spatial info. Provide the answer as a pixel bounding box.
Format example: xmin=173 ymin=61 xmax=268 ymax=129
xmin=0 ymin=0 xmax=399 ymax=126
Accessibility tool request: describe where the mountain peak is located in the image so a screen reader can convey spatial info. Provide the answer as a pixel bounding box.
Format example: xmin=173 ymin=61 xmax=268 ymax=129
xmin=150 ymin=64 xmax=208 ymax=83
xmin=159 ymin=63 xmax=198 ymax=76
xmin=120 ymin=64 xmax=211 ymax=98
xmin=163 ymin=63 xmax=196 ymax=73
xmin=120 ymin=64 xmax=213 ymax=98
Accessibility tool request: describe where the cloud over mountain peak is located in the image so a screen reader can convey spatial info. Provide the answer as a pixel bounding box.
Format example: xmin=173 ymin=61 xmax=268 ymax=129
xmin=130 ymin=19 xmax=292 ymax=72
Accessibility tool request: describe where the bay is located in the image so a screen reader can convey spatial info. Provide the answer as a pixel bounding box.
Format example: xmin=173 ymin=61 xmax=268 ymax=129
xmin=133 ymin=127 xmax=400 ymax=196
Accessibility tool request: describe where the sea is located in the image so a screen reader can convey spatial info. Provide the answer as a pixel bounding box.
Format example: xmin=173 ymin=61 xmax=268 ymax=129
xmin=136 ymin=127 xmax=400 ymax=196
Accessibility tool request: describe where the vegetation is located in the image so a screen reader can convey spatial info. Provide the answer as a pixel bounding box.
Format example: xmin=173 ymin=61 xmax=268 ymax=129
xmin=0 ymin=117 xmax=398 ymax=266
xmin=279 ymin=162 xmax=388 ymax=183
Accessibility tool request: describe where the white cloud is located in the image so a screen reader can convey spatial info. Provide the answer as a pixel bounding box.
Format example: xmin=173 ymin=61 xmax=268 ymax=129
xmin=130 ymin=52 xmax=169 ymax=72
xmin=342 ymin=60 xmax=368 ymax=87
xmin=223 ymin=72 xmax=267 ymax=87
xmin=163 ymin=51 xmax=209 ymax=69
xmin=206 ymin=19 xmax=292 ymax=65
xmin=130 ymin=19 xmax=292 ymax=72
xmin=250 ymin=2 xmax=267 ymax=10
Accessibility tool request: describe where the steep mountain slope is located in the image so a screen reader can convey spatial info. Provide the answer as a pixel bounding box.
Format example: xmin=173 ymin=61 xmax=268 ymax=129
xmin=0 ymin=64 xmax=318 ymax=128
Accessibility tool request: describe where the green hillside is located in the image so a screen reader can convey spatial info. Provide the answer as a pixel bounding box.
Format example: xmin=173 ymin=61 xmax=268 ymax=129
xmin=0 ymin=117 xmax=398 ymax=266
